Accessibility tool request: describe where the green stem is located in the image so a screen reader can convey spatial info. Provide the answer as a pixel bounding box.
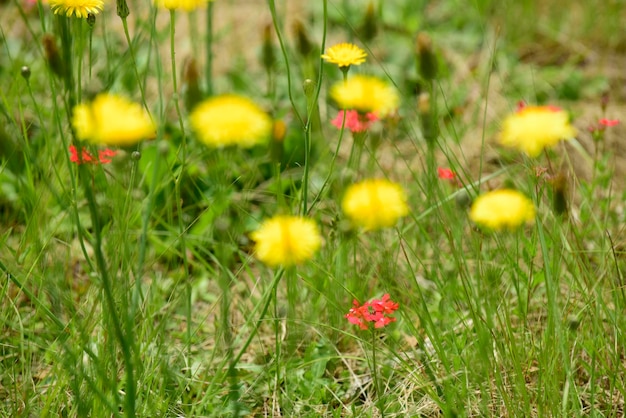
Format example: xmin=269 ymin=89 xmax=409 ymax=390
xmin=205 ymin=2 xmax=214 ymax=96
xmin=169 ymin=8 xmax=193 ymax=367
xmin=120 ymin=17 xmax=150 ymax=114
xmin=371 ymin=330 xmax=385 ymax=417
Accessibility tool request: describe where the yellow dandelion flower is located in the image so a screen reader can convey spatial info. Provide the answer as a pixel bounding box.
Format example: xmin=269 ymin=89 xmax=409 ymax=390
xmin=342 ymin=179 xmax=409 ymax=231
xmin=321 ymin=43 xmax=367 ymax=68
xmin=49 ymin=0 xmax=103 ymax=18
xmin=469 ymin=189 xmax=536 ymax=231
xmin=72 ymin=94 xmax=155 ymax=146
xmin=190 ymin=95 xmax=272 ymax=148
xmin=154 ymin=0 xmax=212 ymax=11
xmin=251 ymin=215 xmax=322 ymax=267
xmin=499 ymin=105 xmax=577 ymax=157
xmin=330 ymin=75 xmax=399 ymax=117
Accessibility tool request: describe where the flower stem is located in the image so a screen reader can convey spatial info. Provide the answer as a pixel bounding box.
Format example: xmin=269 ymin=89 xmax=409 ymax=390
xmin=205 ymin=1 xmax=214 ymax=96
xmin=169 ymin=8 xmax=193 ymax=369
xmin=371 ymin=329 xmax=386 ymax=417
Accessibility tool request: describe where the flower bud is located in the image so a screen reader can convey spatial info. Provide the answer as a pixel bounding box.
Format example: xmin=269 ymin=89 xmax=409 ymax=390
xmin=261 ymin=23 xmax=275 ymax=73
xmin=87 ymin=13 xmax=96 ymax=27
xmin=269 ymin=120 xmax=286 ymax=164
xmin=416 ymin=32 xmax=438 ymax=81
xmin=292 ymin=20 xmax=313 ymax=57
xmin=418 ymin=92 xmax=438 ymax=145
xmin=20 ymin=66 xmax=31 ymax=81
xmin=131 ymin=151 xmax=141 ymax=161
xmin=182 ymin=57 xmax=203 ymax=112
xmin=116 ymin=0 xmax=129 ymax=18
xmin=303 ymin=78 xmax=315 ymax=99
xmin=358 ymin=2 xmax=378 ymax=42
xmin=43 ymin=34 xmax=65 ymax=79
xmin=551 ymin=171 xmax=568 ymax=217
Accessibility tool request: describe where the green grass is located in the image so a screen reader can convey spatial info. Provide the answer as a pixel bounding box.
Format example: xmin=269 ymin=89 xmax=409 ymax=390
xmin=1 ymin=0 xmax=626 ymax=416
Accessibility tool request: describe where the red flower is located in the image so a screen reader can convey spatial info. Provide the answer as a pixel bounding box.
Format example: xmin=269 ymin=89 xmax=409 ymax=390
xmin=331 ymin=110 xmax=378 ymax=133
xmin=69 ymin=145 xmax=117 ymax=164
xmin=437 ymin=167 xmax=456 ymax=180
xmin=599 ymin=118 xmax=619 ymax=128
xmin=345 ymin=293 xmax=399 ymax=330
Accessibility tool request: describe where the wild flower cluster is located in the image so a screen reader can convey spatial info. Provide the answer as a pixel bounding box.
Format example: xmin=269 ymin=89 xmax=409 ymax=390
xmin=345 ymin=294 xmax=399 ymax=330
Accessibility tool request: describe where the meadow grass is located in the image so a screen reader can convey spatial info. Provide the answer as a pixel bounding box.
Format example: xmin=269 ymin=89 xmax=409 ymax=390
xmin=1 ymin=0 xmax=626 ymax=416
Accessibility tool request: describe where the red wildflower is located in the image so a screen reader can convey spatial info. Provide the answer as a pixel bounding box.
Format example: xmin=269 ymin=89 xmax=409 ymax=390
xmin=345 ymin=293 xmax=399 ymax=330
xmin=331 ymin=110 xmax=378 ymax=133
xmin=437 ymin=167 xmax=456 ymax=181
xmin=599 ymin=118 xmax=619 ymax=128
xmin=69 ymin=145 xmax=117 ymax=164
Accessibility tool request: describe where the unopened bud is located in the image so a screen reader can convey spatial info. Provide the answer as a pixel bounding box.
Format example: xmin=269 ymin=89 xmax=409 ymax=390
xmin=418 ymin=92 xmax=438 ymax=145
xmin=131 ymin=151 xmax=141 ymax=161
xmin=359 ymin=2 xmax=378 ymax=42
xmin=269 ymin=120 xmax=286 ymax=164
xmin=43 ymin=34 xmax=65 ymax=79
xmin=273 ymin=120 xmax=287 ymax=142
xmin=600 ymin=92 xmax=610 ymax=113
xmin=261 ymin=23 xmax=275 ymax=73
xmin=416 ymin=32 xmax=438 ymax=81
xmin=303 ymin=79 xmax=315 ymax=98
xmin=87 ymin=13 xmax=96 ymax=27
xmin=292 ymin=20 xmax=313 ymax=57
xmin=21 ymin=66 xmax=31 ymax=81
xmin=116 ymin=0 xmax=129 ymax=18
xmin=182 ymin=57 xmax=203 ymax=111
xmin=551 ymin=171 xmax=568 ymax=217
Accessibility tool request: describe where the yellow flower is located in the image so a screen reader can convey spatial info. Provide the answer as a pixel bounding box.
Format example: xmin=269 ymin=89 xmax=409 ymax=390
xmin=251 ymin=215 xmax=322 ymax=267
xmin=330 ymin=75 xmax=399 ymax=117
xmin=72 ymin=94 xmax=155 ymax=146
xmin=499 ymin=105 xmax=577 ymax=157
xmin=469 ymin=189 xmax=536 ymax=231
xmin=154 ymin=0 xmax=212 ymax=11
xmin=49 ymin=0 xmax=103 ymax=18
xmin=321 ymin=43 xmax=367 ymax=68
xmin=190 ymin=95 xmax=272 ymax=148
xmin=342 ymin=179 xmax=409 ymax=231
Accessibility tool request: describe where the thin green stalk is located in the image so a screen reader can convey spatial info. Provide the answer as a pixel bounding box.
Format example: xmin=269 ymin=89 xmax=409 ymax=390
xmin=168 ymin=8 xmax=193 ymax=368
xmin=205 ymin=1 xmax=214 ymax=96
xmin=371 ymin=330 xmax=385 ymax=418
xmin=267 ymin=0 xmax=303 ymax=126
xmin=119 ymin=16 xmax=149 ymax=114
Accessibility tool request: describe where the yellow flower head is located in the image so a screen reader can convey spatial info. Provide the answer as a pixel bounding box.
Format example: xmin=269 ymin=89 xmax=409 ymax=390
xmin=330 ymin=75 xmax=399 ymax=117
xmin=499 ymin=105 xmax=577 ymax=157
xmin=321 ymin=43 xmax=367 ymax=68
xmin=49 ymin=0 xmax=103 ymax=18
xmin=190 ymin=95 xmax=272 ymax=148
xmin=342 ymin=179 xmax=409 ymax=231
xmin=154 ymin=0 xmax=212 ymax=11
xmin=251 ymin=215 xmax=322 ymax=267
xmin=469 ymin=189 xmax=536 ymax=231
xmin=72 ymin=94 xmax=155 ymax=146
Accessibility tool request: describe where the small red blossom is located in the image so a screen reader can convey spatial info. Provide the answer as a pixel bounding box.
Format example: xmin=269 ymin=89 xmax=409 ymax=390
xmin=437 ymin=167 xmax=456 ymax=181
xmin=331 ymin=110 xmax=378 ymax=133
xmin=345 ymin=293 xmax=399 ymax=330
xmin=69 ymin=145 xmax=117 ymax=164
xmin=599 ymin=118 xmax=619 ymax=128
